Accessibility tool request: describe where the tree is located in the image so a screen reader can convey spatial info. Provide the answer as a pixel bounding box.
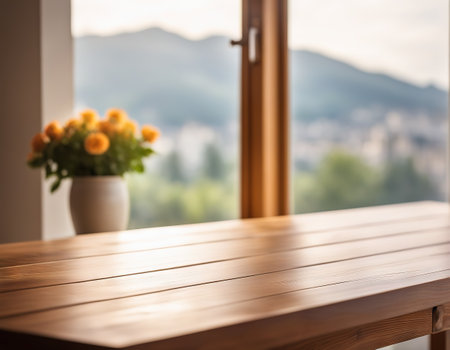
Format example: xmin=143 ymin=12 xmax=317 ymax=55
xmin=162 ymin=150 xmax=186 ymax=183
xmin=202 ymin=143 xmax=226 ymax=181
xmin=295 ymin=150 xmax=381 ymax=213
xmin=380 ymin=158 xmax=438 ymax=204
xmin=294 ymin=150 xmax=439 ymax=215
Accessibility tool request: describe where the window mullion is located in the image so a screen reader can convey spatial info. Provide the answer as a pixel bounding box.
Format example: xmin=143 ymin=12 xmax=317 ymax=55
xmin=240 ymin=0 xmax=290 ymax=218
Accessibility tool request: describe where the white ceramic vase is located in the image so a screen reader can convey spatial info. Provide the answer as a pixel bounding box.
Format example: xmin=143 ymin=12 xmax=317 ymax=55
xmin=70 ymin=176 xmax=130 ymax=234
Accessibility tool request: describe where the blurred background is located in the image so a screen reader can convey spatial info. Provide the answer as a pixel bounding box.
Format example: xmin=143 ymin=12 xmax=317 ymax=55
xmin=72 ymin=0 xmax=448 ymax=233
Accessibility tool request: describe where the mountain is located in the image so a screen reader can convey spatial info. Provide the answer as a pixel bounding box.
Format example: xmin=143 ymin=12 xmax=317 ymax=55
xmin=290 ymin=50 xmax=447 ymax=121
xmin=75 ymin=27 xmax=447 ymax=127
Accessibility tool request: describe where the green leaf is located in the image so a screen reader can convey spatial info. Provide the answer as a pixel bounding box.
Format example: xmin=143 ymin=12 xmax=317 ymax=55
xmin=50 ymin=178 xmax=61 ymax=193
xmin=134 ymin=162 xmax=144 ymax=173
xmin=45 ymin=164 xmax=53 ymax=178
xmin=27 ymin=156 xmax=46 ymax=168
xmin=142 ymin=148 xmax=154 ymax=156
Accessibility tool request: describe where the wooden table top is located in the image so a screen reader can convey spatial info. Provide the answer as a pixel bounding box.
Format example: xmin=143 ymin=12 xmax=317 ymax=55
xmin=0 ymin=201 xmax=449 ymax=349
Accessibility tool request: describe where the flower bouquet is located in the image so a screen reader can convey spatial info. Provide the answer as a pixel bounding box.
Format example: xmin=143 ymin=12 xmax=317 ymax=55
xmin=27 ymin=108 xmax=159 ymax=233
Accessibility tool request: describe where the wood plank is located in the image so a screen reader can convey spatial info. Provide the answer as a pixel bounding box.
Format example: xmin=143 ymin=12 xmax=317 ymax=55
xmin=0 ymin=271 xmax=448 ymax=349
xmin=2 ymin=215 xmax=448 ymax=269
xmin=433 ymin=303 xmax=450 ymax=333
xmin=2 ymin=213 xmax=447 ymax=268
xmin=431 ymin=331 xmax=450 ymax=350
xmin=0 ymin=202 xmax=449 ymax=349
xmin=0 ymin=201 xmax=446 ymax=267
xmin=1 ymin=227 xmax=448 ymax=292
xmin=0 ymin=245 xmax=447 ymax=318
xmin=278 ymin=309 xmax=432 ymax=350
xmin=1 ymin=214 xmax=448 ymax=268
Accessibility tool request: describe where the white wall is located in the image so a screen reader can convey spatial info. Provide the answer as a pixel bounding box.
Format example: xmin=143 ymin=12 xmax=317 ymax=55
xmin=40 ymin=0 xmax=74 ymax=240
xmin=0 ymin=0 xmax=74 ymax=243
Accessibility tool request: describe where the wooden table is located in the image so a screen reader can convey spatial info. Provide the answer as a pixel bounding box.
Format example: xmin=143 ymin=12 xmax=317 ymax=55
xmin=0 ymin=201 xmax=449 ymax=349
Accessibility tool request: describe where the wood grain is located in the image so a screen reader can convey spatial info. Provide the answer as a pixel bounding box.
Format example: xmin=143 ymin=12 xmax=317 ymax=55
xmin=434 ymin=303 xmax=450 ymax=333
xmin=240 ymin=0 xmax=290 ymax=218
xmin=1 ymin=227 xmax=448 ymax=292
xmin=0 ymin=202 xmax=449 ymax=349
xmin=0 ymin=201 xmax=446 ymax=267
xmin=4 ymin=214 xmax=447 ymax=268
xmin=431 ymin=331 xmax=450 ymax=350
xmin=0 ymin=245 xmax=447 ymax=318
xmin=277 ymin=309 xmax=432 ymax=350
xmin=0 ymin=271 xmax=448 ymax=349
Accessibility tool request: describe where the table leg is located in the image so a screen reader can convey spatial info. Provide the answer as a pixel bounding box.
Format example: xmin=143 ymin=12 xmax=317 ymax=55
xmin=431 ymin=331 xmax=450 ymax=350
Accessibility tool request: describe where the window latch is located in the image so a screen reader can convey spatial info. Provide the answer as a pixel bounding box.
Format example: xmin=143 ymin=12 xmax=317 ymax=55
xmin=248 ymin=27 xmax=260 ymax=63
xmin=230 ymin=38 xmax=246 ymax=47
xmin=230 ymin=26 xmax=260 ymax=64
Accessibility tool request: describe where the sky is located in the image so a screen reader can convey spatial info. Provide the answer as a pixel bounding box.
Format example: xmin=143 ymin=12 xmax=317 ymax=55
xmin=72 ymin=0 xmax=448 ymax=89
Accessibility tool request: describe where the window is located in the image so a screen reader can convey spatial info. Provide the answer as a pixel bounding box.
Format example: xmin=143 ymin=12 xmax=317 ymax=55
xmin=73 ymin=0 xmax=448 ymax=227
xmin=72 ymin=0 xmax=241 ymax=228
xmin=289 ymin=0 xmax=448 ymax=214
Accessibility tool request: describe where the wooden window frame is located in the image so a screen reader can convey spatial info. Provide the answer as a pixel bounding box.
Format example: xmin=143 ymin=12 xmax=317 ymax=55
xmin=240 ymin=0 xmax=290 ymax=218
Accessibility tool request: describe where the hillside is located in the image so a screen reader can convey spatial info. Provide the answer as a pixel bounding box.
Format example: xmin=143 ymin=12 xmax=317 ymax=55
xmin=75 ymin=27 xmax=447 ymax=126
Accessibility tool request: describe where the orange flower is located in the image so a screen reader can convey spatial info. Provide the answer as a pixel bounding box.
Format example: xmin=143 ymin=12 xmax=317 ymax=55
xmin=122 ymin=120 xmax=138 ymax=136
xmin=97 ymin=120 xmax=121 ymax=135
xmin=80 ymin=109 xmax=99 ymax=128
xmin=106 ymin=108 xmax=127 ymax=125
xmin=31 ymin=132 xmax=50 ymax=152
xmin=44 ymin=121 xmax=63 ymax=140
xmin=64 ymin=118 xmax=81 ymax=128
xmin=84 ymin=132 xmax=110 ymax=155
xmin=65 ymin=118 xmax=81 ymax=129
xmin=141 ymin=125 xmax=160 ymax=143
